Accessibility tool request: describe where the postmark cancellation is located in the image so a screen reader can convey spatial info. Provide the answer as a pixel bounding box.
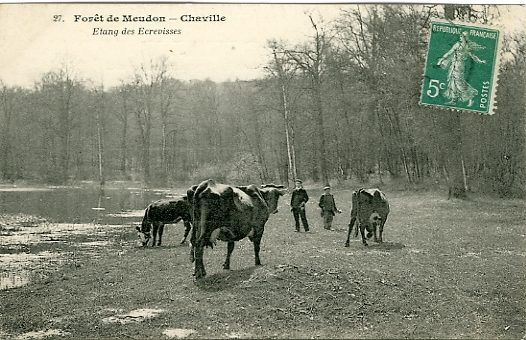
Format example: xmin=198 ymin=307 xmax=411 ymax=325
xmin=420 ymin=20 xmax=501 ymax=115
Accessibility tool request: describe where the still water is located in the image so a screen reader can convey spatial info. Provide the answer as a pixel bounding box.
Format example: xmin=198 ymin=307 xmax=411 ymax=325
xmin=1 ymin=184 xmax=189 ymax=291
xmin=0 ymin=184 xmax=187 ymax=224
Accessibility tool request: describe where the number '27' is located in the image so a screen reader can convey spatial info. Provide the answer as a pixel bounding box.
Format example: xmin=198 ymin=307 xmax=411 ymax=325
xmin=426 ymin=79 xmax=445 ymax=98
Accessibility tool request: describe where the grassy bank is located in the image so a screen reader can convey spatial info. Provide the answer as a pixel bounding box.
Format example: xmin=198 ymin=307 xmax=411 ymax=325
xmin=1 ymin=190 xmax=525 ymax=339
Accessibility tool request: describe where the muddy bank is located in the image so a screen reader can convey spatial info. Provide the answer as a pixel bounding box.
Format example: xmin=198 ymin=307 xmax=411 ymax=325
xmin=0 ymin=214 xmax=136 ymax=290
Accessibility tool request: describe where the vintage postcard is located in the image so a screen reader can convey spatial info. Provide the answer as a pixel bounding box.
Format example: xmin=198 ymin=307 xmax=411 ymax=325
xmin=1 ymin=3 xmax=525 ymax=340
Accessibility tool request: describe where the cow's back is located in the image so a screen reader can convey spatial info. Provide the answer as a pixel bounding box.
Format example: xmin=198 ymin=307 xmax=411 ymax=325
xmin=195 ymin=180 xmax=234 ymax=228
xmin=353 ymin=189 xmax=389 ymax=222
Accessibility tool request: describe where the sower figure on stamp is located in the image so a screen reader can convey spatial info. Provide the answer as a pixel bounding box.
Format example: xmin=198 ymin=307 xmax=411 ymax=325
xmin=291 ymin=179 xmax=309 ymax=232
xmin=437 ymin=31 xmax=486 ymax=107
xmin=318 ymin=185 xmax=341 ymax=230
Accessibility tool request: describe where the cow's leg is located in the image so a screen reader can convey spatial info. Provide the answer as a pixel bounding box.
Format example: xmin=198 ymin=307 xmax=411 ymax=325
xmin=223 ymin=241 xmax=235 ymax=270
xmin=359 ymin=224 xmax=368 ymax=246
xmin=189 ymin=234 xmax=196 ymax=263
xmin=372 ymin=224 xmax=379 ymax=243
xmin=378 ymin=220 xmax=385 ymax=243
xmin=151 ymin=222 xmax=159 ymax=246
xmin=157 ymin=222 xmax=164 ymax=246
xmin=345 ymin=216 xmax=357 ymax=247
xmin=194 ymin=243 xmax=206 ymax=279
xmin=345 ymin=217 xmax=356 ymax=247
xmin=253 ymin=239 xmax=262 ymax=266
xmin=181 ymin=220 xmax=191 ymax=244
xmin=151 ymin=223 xmax=157 ymax=247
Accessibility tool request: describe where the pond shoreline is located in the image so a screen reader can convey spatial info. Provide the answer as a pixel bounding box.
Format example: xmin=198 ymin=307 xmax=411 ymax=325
xmin=0 ymin=184 xmax=187 ymax=225
xmin=1 ymin=214 xmax=135 ymax=291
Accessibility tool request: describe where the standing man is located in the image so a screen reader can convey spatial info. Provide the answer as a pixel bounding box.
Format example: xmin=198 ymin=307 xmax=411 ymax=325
xmin=291 ymin=179 xmax=309 ymax=232
xmin=319 ymin=185 xmax=341 ymax=230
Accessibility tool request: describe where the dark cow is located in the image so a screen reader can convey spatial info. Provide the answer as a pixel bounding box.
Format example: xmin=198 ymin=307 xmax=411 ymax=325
xmin=187 ymin=179 xmax=285 ymax=279
xmin=136 ymin=197 xmax=192 ymax=247
xmin=345 ymin=188 xmax=390 ymax=247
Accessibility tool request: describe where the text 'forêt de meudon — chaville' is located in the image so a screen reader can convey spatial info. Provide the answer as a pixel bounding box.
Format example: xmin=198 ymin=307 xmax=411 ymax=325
xmin=72 ymin=14 xmax=226 ymax=22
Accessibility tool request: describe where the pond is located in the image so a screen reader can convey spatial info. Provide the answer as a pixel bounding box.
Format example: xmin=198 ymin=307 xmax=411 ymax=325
xmin=0 ymin=183 xmax=189 ymax=290
xmin=0 ymin=183 xmax=188 ymax=224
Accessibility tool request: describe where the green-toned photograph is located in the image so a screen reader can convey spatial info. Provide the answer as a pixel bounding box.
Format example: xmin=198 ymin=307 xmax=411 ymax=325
xmin=0 ymin=3 xmax=524 ymax=340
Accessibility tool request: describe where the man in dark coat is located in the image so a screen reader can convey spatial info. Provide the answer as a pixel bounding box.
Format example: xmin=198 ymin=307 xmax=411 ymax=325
xmin=318 ymin=185 xmax=341 ymax=230
xmin=290 ymin=179 xmax=309 ymax=232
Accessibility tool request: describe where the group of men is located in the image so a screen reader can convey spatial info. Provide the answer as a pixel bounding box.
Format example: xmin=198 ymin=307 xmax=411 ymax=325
xmin=290 ymin=179 xmax=342 ymax=232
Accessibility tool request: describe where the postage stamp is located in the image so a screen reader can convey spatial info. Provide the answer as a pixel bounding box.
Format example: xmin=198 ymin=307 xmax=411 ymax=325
xmin=420 ymin=20 xmax=501 ymax=115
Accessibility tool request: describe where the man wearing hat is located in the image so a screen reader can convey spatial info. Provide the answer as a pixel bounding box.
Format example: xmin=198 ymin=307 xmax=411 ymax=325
xmin=290 ymin=179 xmax=309 ymax=232
xmin=318 ymin=185 xmax=341 ymax=230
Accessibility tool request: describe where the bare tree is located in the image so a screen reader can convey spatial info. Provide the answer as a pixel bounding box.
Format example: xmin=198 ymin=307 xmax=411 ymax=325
xmin=93 ymin=84 xmax=106 ymax=186
xmin=157 ymin=58 xmax=183 ymax=184
xmin=131 ymin=57 xmax=170 ymax=186
xmin=0 ymin=82 xmax=18 ymax=181
xmin=34 ymin=63 xmax=81 ymax=184
xmin=115 ymin=82 xmax=132 ymax=179
xmin=266 ymin=39 xmax=300 ymax=184
xmin=285 ymin=13 xmax=333 ymax=184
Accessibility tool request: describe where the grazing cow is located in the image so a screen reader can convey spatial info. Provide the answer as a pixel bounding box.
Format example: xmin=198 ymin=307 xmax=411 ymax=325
xmin=136 ymin=197 xmax=192 ymax=247
xmin=345 ymin=189 xmax=390 ymax=247
xmin=187 ymin=179 xmax=285 ymax=279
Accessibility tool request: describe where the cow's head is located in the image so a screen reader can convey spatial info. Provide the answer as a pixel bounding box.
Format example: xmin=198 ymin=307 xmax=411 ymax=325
xmin=261 ymin=184 xmax=286 ymax=214
xmin=362 ymin=211 xmax=381 ymax=239
xmin=136 ymin=225 xmax=151 ymax=247
xmin=369 ymin=211 xmax=382 ymax=226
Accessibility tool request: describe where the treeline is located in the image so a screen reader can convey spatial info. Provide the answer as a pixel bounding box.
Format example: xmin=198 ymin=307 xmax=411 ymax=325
xmin=1 ymin=4 xmax=524 ymax=197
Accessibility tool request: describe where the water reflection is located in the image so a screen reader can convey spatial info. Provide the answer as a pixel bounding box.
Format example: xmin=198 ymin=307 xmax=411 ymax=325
xmin=0 ymin=270 xmax=29 ymax=290
xmin=0 ymin=185 xmax=187 ymax=291
xmin=92 ymin=186 xmax=107 ymax=224
xmin=0 ymin=185 xmax=187 ymax=224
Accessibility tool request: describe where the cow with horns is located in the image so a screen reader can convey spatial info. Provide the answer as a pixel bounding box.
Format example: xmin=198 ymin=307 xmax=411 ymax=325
xmin=345 ymin=188 xmax=390 ymax=247
xmin=187 ymin=179 xmax=286 ymax=279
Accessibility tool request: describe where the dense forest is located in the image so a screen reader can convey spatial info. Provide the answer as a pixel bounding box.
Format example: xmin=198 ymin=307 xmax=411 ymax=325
xmin=1 ymin=4 xmax=525 ymax=198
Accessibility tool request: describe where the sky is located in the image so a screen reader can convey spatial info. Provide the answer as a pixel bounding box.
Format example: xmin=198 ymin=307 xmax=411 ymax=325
xmin=0 ymin=3 xmax=525 ymax=89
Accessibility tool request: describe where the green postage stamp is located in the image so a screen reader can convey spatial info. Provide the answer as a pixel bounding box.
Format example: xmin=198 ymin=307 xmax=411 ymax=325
xmin=420 ymin=20 xmax=501 ymax=115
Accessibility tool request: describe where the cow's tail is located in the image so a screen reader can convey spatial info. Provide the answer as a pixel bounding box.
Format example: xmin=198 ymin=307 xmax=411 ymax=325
xmin=187 ymin=185 xmax=197 ymax=263
xmin=350 ymin=191 xmax=359 ymax=237
xmin=345 ymin=192 xmax=359 ymax=247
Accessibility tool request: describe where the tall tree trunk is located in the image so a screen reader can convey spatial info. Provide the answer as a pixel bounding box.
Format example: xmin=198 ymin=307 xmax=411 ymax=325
xmin=95 ymin=87 xmax=105 ymax=186
xmin=444 ymin=4 xmax=468 ymax=199
xmin=285 ymin=15 xmax=331 ymax=185
xmin=57 ymin=81 xmax=72 ymax=184
xmin=283 ymin=94 xmax=297 ymax=183
xmin=0 ymin=86 xmax=14 ymax=181
xmin=141 ymin=107 xmax=152 ymax=186
xmin=161 ymin=120 xmax=167 ymax=184
xmin=313 ymin=78 xmax=329 ymax=185
xmin=120 ymin=113 xmax=128 ymax=177
xmin=117 ymin=84 xmax=130 ymax=179
xmin=270 ymin=44 xmax=298 ymax=185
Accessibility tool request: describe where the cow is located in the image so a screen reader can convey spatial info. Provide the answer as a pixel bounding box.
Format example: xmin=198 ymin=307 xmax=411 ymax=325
xmin=136 ymin=196 xmax=192 ymax=247
xmin=187 ymin=179 xmax=285 ymax=279
xmin=345 ymin=188 xmax=390 ymax=247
